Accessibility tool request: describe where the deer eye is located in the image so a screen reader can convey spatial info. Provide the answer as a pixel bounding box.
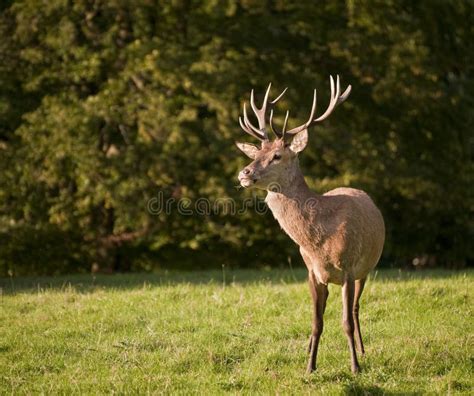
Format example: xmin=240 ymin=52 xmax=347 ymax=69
xmin=272 ymin=153 xmax=282 ymax=162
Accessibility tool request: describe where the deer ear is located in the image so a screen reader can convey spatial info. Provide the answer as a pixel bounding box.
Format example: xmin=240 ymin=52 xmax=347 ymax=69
xmin=288 ymin=129 xmax=308 ymax=153
xmin=235 ymin=142 xmax=259 ymax=159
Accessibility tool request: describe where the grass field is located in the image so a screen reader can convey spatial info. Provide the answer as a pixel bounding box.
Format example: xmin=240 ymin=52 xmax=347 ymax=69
xmin=1 ymin=268 xmax=472 ymax=394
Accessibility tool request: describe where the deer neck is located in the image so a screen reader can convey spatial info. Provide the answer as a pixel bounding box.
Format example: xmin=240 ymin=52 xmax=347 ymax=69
xmin=264 ymin=161 xmax=322 ymax=248
xmin=265 ymin=160 xmax=314 ymax=202
xmin=265 ymin=160 xmax=320 ymax=226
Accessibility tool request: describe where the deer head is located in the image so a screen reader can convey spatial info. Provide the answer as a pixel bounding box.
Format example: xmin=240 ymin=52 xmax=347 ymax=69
xmin=237 ymin=76 xmax=351 ymax=190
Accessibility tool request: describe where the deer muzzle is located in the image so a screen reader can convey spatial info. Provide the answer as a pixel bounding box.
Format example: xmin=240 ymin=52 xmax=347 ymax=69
xmin=238 ymin=167 xmax=258 ymax=187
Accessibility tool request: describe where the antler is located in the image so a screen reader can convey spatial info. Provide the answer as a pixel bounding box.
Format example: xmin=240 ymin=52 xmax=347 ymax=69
xmin=238 ymin=83 xmax=287 ymax=141
xmin=238 ymin=75 xmax=351 ymax=141
xmin=284 ymin=75 xmax=351 ymax=137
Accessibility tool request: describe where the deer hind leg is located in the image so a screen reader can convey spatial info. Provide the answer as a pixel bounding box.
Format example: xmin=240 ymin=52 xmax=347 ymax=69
xmin=306 ymin=270 xmax=329 ymax=374
xmin=353 ymin=278 xmax=366 ymax=355
xmin=342 ymin=275 xmax=361 ymax=374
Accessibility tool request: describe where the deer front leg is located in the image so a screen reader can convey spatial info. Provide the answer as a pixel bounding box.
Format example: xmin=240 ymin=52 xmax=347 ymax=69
xmin=306 ymin=270 xmax=329 ymax=374
xmin=342 ymin=275 xmax=361 ymax=374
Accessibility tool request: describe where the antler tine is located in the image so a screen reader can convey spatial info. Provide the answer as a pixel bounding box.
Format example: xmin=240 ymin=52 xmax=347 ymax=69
xmin=337 ymin=84 xmax=352 ymax=104
xmin=262 ymin=83 xmax=272 ymax=108
xmin=269 ymin=109 xmax=280 ymax=138
xmin=239 ymin=116 xmax=265 ymax=141
xmin=249 ymin=83 xmax=272 ymax=139
xmin=271 ymin=87 xmax=288 ymax=105
xmin=285 ymin=89 xmax=318 ymax=136
xmin=307 ymin=89 xmax=318 ymax=125
xmin=250 ymin=83 xmax=272 ymax=116
xmin=240 ymin=101 xmax=265 ymax=140
xmin=268 ymin=87 xmax=288 ymax=138
xmin=243 ymin=103 xmax=266 ymax=139
xmin=281 ymin=110 xmax=290 ymax=138
xmin=269 ymin=109 xmax=290 ymax=139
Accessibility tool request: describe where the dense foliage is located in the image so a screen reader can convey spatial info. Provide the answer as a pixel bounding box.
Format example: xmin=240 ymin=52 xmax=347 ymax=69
xmin=0 ymin=0 xmax=472 ymax=275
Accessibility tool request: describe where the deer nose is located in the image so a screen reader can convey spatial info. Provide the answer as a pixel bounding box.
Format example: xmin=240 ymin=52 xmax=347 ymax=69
xmin=238 ymin=167 xmax=256 ymax=182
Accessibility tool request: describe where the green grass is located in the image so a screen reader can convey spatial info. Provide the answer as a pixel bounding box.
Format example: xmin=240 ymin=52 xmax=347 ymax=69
xmin=1 ymin=268 xmax=472 ymax=394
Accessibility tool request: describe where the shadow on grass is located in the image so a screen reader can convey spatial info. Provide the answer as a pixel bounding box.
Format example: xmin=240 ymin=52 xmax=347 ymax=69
xmin=0 ymin=268 xmax=470 ymax=295
xmin=342 ymin=382 xmax=421 ymax=396
xmin=0 ymin=268 xmax=307 ymax=295
xmin=343 ymin=383 xmax=385 ymax=395
xmin=308 ymin=371 xmax=413 ymax=395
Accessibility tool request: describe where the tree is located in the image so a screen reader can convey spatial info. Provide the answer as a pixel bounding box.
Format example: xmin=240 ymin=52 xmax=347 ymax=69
xmin=0 ymin=0 xmax=472 ymax=275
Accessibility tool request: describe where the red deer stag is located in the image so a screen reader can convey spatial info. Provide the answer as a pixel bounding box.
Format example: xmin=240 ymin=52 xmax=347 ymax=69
xmin=236 ymin=76 xmax=385 ymax=374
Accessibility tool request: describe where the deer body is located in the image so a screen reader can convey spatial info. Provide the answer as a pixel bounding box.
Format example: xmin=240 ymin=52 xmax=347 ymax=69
xmin=235 ymin=77 xmax=385 ymax=374
xmin=266 ymin=176 xmax=384 ymax=286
